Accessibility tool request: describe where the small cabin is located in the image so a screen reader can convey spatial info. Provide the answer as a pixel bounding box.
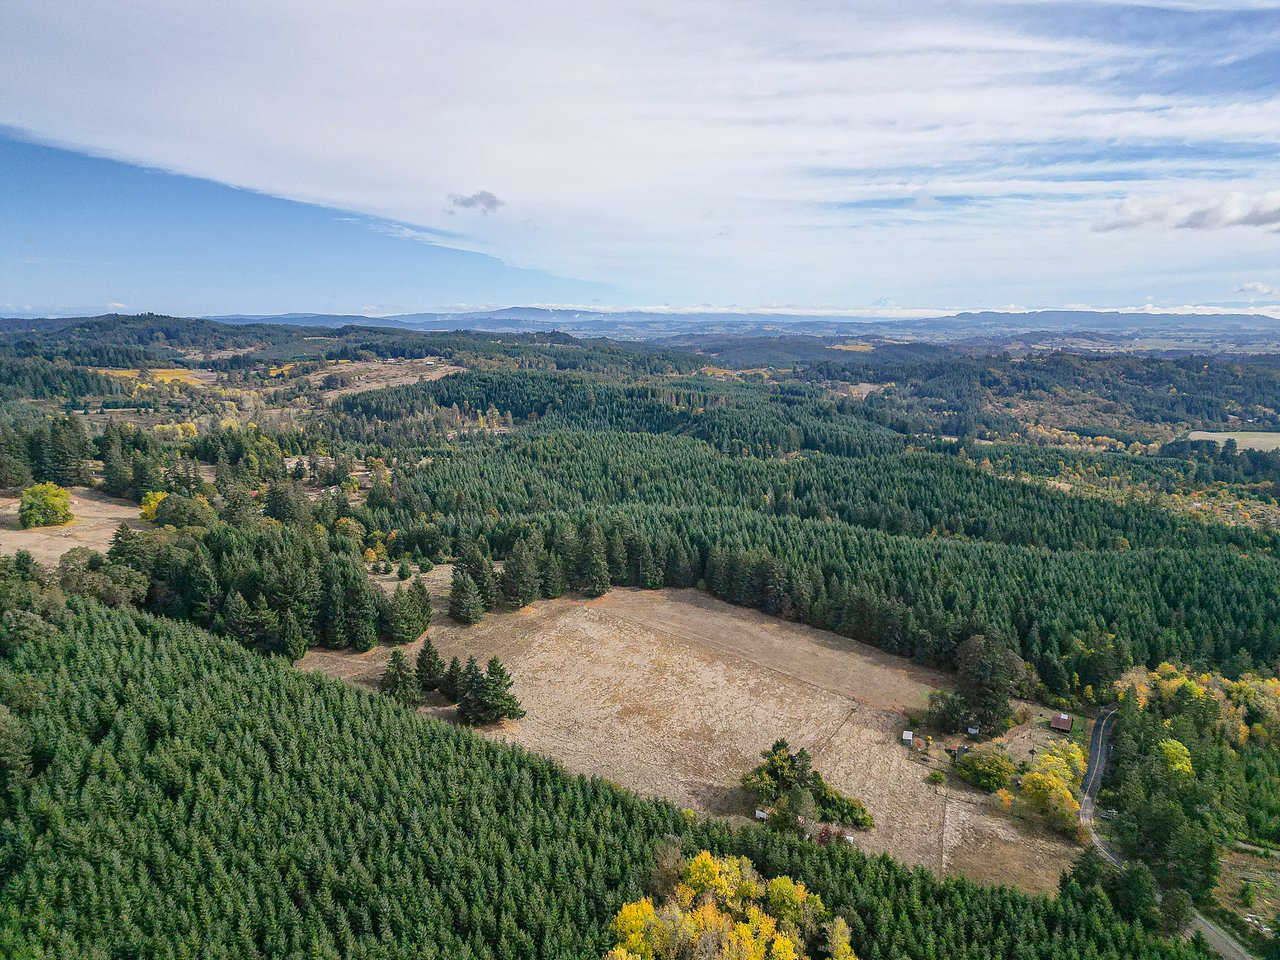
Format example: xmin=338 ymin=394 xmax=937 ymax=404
xmin=754 ymin=809 xmax=769 ymax=821
xmin=1050 ymin=712 xmax=1074 ymax=733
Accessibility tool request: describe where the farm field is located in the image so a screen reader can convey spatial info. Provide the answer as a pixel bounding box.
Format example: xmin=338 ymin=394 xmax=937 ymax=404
xmin=1187 ymin=430 xmax=1280 ymax=451
xmin=0 ymin=486 xmax=144 ymax=565
xmin=96 ymin=366 xmax=219 ymax=386
xmin=301 ymin=573 xmax=1080 ymax=894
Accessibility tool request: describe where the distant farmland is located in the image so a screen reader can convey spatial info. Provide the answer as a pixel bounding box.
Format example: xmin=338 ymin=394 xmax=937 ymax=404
xmin=1187 ymin=430 xmax=1280 ymax=451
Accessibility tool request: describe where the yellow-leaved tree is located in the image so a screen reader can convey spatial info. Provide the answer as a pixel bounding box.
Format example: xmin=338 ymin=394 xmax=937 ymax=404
xmin=605 ymin=849 xmax=855 ymax=960
xmin=1020 ymin=740 xmax=1086 ymax=834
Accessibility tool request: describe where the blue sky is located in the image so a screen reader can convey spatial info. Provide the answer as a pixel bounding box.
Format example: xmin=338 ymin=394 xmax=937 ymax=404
xmin=1 ymin=0 xmax=1279 ymax=318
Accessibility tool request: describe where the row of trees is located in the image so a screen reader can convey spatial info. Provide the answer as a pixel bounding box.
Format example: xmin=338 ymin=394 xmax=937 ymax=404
xmin=381 ymin=640 xmax=524 ymax=725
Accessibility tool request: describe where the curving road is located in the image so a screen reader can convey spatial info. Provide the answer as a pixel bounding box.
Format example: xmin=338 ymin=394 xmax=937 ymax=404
xmin=1081 ymin=706 xmax=1253 ymax=960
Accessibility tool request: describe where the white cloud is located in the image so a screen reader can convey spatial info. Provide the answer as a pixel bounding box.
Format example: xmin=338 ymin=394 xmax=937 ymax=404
xmin=1097 ymin=190 xmax=1280 ymax=232
xmin=1238 ymin=281 xmax=1277 ymax=297
xmin=1 ymin=1 xmax=1278 ymax=305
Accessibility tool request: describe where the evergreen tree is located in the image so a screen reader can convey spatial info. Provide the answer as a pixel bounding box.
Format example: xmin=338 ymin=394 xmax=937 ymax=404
xmin=406 ymin=577 xmax=433 ymax=630
xmin=449 ymin=568 xmax=485 ymax=625
xmin=416 ymin=637 xmax=445 ymax=694
xmin=480 ymin=656 xmax=525 ymax=724
xmin=397 ymin=559 xmax=412 ymax=580
xmin=581 ymin=523 xmax=611 ymax=598
xmin=456 ymin=655 xmax=487 ymax=724
xmin=380 ymin=649 xmax=419 ymax=707
xmin=457 ymin=539 xmax=497 ymax=609
xmin=187 ymin=549 xmax=220 ymax=626
xmin=278 ymin=609 xmax=308 ymax=663
xmin=542 ymin=552 xmax=566 ymax=599
xmin=500 ymin=534 xmax=543 ymax=608
xmin=221 ymin=590 xmax=253 ymax=646
xmin=440 ymin=655 xmax=463 ymax=702
xmin=101 ymin=440 xmax=132 ymax=498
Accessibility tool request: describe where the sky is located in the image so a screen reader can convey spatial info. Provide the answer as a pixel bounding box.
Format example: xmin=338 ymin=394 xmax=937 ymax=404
xmin=1 ymin=0 xmax=1279 ymax=318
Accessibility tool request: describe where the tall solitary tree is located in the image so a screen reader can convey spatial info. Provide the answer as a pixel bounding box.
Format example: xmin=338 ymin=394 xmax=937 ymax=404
xmin=449 ymin=568 xmax=485 ymax=625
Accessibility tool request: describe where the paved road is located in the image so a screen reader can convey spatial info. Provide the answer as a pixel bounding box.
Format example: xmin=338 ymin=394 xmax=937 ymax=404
xmin=1081 ymin=707 xmax=1254 ymax=960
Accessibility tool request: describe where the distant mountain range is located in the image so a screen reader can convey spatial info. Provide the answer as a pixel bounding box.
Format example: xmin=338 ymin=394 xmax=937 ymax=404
xmin=202 ymin=307 xmax=1280 ymax=341
xmin=3 ymin=307 xmax=1277 ymax=355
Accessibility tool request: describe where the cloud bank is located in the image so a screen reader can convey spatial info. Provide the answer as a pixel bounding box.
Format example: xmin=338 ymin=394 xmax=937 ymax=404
xmin=1 ymin=0 xmax=1278 ymax=307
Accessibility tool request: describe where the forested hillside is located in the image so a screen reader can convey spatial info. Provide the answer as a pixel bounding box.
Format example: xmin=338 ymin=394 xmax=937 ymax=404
xmin=0 ymin=586 xmax=1213 ymax=959
xmin=2 ymin=314 xmax=1279 ymax=956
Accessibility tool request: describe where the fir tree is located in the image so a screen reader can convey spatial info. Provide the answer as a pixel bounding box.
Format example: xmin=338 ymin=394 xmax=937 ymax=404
xmin=542 ymin=552 xmax=566 ymax=599
xmin=449 ymin=568 xmax=485 ymax=625
xmin=278 ymin=609 xmax=308 ymax=663
xmin=380 ymin=650 xmax=419 ymax=707
xmin=221 ymin=590 xmax=253 ymax=646
xmin=581 ymin=523 xmax=611 ymax=598
xmin=440 ymin=655 xmax=463 ymax=702
xmin=456 ymin=655 xmax=486 ymax=724
xmin=416 ymin=637 xmax=445 ymax=694
xmin=480 ymin=656 xmax=525 ymax=724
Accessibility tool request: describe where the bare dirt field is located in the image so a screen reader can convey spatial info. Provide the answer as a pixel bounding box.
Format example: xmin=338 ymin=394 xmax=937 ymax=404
xmin=309 ymin=358 xmax=462 ymax=396
xmin=302 ymin=574 xmax=1079 ymax=894
xmin=0 ymin=487 xmax=145 ymax=565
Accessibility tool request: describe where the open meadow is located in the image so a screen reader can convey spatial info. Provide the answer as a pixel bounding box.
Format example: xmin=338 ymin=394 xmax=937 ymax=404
xmin=301 ymin=571 xmax=1080 ymax=894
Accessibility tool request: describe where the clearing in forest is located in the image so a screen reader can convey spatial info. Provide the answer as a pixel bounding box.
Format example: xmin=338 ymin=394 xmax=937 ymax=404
xmin=302 ymin=574 xmax=1079 ymax=894
xmin=0 ymin=487 xmax=144 ymax=565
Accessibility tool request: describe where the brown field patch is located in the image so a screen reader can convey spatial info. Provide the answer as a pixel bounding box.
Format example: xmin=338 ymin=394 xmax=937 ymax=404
xmin=302 ymin=575 xmax=1078 ymax=893
xmin=309 ymin=357 xmax=462 ymax=396
xmin=1188 ymin=431 xmax=1280 ymax=452
xmin=0 ymin=487 xmax=145 ymax=565
xmin=97 ymin=367 xmax=218 ymax=386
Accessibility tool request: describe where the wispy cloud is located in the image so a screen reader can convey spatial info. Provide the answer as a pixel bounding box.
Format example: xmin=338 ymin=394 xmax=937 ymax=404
xmin=1097 ymin=190 xmax=1280 ymax=231
xmin=0 ymin=1 xmax=1277 ymax=307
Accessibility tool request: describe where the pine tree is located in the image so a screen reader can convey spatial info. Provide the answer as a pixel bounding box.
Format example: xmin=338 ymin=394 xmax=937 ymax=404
xmin=406 ymin=577 xmax=433 ymax=631
xmin=457 ymin=655 xmax=487 ymax=724
xmin=416 ymin=637 xmax=445 ymax=694
xmin=247 ymin=594 xmax=278 ymax=647
xmin=581 ymin=523 xmax=611 ymax=598
xmin=542 ymin=552 xmax=566 ymax=599
xmin=458 ymin=539 xmax=497 ymax=610
xmin=101 ymin=440 xmax=132 ymax=498
xmin=278 ymin=609 xmax=308 ymax=663
xmin=449 ymin=568 xmax=485 ymax=625
xmin=187 ymin=549 xmax=220 ymax=626
xmin=501 ymin=535 xmax=543 ymax=608
xmin=390 ymin=585 xmax=423 ymax=644
xmin=440 ymin=656 xmax=463 ymax=702
xmin=221 ymin=590 xmax=253 ymax=646
xmin=480 ymin=656 xmax=525 ymax=724
xmin=397 ymin=559 xmax=412 ymax=580
xmin=380 ymin=650 xmax=419 ymax=707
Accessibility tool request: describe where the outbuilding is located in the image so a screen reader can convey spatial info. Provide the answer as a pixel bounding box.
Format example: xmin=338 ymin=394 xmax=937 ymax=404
xmin=1050 ymin=712 xmax=1074 ymax=733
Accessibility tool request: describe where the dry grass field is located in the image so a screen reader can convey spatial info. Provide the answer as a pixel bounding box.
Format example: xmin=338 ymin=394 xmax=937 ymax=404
xmin=1188 ymin=431 xmax=1280 ymax=451
xmin=97 ymin=367 xmax=219 ymax=386
xmin=309 ymin=357 xmax=462 ymax=395
xmin=301 ymin=571 xmax=1079 ymax=893
xmin=0 ymin=487 xmax=145 ymax=565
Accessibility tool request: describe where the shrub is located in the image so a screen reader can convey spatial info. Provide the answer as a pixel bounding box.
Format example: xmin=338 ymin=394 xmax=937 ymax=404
xmin=955 ymin=745 xmax=1016 ymax=792
xmin=18 ymin=483 xmax=72 ymax=528
xmin=927 ymin=770 xmax=947 ymax=784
